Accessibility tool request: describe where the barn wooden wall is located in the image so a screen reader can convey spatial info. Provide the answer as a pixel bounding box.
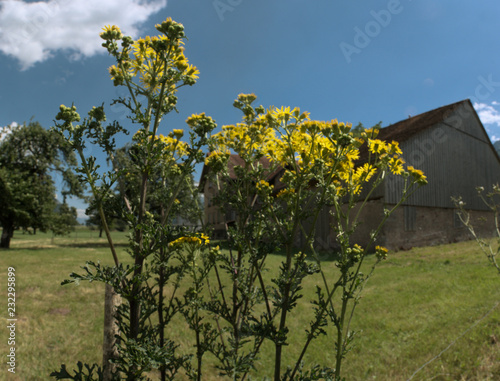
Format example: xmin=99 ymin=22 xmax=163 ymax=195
xmin=385 ymin=103 xmax=500 ymax=210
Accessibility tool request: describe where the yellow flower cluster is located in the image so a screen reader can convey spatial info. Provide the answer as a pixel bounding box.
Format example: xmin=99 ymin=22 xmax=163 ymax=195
xmin=100 ymin=25 xmax=122 ymax=40
xmin=407 ymin=166 xmax=427 ymax=184
xmin=375 ymin=245 xmax=389 ymax=260
xmin=158 ymin=134 xmax=188 ymax=157
xmin=368 ymin=139 xmax=386 ymax=154
xmin=217 ymin=120 xmax=277 ymax=160
xmin=131 ymin=130 xmax=189 ymax=168
xmin=208 ymin=93 xmax=427 ymax=200
xmin=186 ymin=112 xmax=217 ymax=137
xmin=350 ymin=163 xmax=377 ymax=194
xmin=169 ymin=233 xmax=210 ymax=247
xmin=173 ymin=129 xmax=184 ymax=138
xmin=204 ymin=150 xmax=229 ymax=166
xmin=366 ymin=139 xmax=406 ymax=177
xmin=276 ymin=189 xmax=295 ymax=198
xmin=388 ymin=156 xmax=405 ymax=175
xmin=133 ymin=130 xmax=188 ymax=154
xmin=256 ymin=179 xmax=273 ymax=192
xmin=100 ymin=18 xmax=199 ymax=94
xmin=346 ymin=244 xmax=364 ymax=263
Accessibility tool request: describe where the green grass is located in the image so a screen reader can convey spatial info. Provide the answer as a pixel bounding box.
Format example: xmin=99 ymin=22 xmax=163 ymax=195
xmin=0 ymin=229 xmax=499 ymax=380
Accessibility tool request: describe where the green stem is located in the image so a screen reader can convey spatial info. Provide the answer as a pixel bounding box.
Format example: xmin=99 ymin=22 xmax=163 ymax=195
xmin=118 ymin=61 xmax=140 ymax=111
xmin=289 ymin=279 xmax=341 ymax=380
xmin=78 ymin=149 xmax=120 ymax=268
xmin=274 ymin=244 xmax=293 ymax=381
xmin=192 ymin=257 xmax=203 ymax=381
xmin=334 ymin=282 xmax=349 ymax=379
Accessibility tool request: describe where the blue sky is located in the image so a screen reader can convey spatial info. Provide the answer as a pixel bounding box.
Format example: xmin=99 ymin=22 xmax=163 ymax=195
xmin=1 ymin=0 xmax=500 ymax=218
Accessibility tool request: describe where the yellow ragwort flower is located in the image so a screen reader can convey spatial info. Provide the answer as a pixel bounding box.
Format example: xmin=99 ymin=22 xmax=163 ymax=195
xmin=169 ymin=233 xmax=210 ymax=247
xmin=407 ymin=166 xmax=428 ymax=184
xmin=388 ymin=140 xmax=403 ymax=155
xmin=375 ymin=245 xmax=389 ymax=260
xmin=272 ymin=106 xmax=292 ymax=121
xmin=100 ymin=25 xmax=123 ymax=40
xmin=388 ymin=156 xmax=405 ymax=175
xmin=173 ymin=129 xmax=184 ymax=138
xmin=368 ymin=139 xmax=388 ymax=155
xmin=256 ymin=179 xmax=272 ymax=192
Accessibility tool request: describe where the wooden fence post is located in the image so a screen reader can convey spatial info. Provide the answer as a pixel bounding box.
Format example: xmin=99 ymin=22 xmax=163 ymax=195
xmin=103 ymin=284 xmax=121 ymax=380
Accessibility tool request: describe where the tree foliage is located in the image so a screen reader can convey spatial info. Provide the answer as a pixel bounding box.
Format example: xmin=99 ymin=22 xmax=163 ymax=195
xmin=0 ymin=122 xmax=83 ymax=248
xmin=51 ymin=202 xmax=79 ymax=237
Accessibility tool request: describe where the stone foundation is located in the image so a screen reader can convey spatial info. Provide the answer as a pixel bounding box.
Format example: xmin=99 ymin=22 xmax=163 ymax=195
xmin=376 ymin=203 xmax=495 ymax=251
xmin=318 ymin=200 xmax=496 ymax=252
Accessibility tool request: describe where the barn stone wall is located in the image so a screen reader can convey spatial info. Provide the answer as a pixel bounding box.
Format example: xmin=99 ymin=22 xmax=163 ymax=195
xmin=378 ymin=204 xmax=496 ymax=251
xmin=326 ymin=200 xmax=497 ymax=251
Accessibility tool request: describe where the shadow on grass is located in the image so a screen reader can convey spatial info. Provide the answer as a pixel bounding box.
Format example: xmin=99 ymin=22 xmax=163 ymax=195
xmin=212 ymin=239 xmax=377 ymax=262
xmin=4 ymin=241 xmax=129 ymax=251
xmin=59 ymin=241 xmax=130 ymax=249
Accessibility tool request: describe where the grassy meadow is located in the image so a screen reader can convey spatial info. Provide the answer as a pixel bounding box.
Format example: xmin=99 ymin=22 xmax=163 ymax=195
xmin=0 ymin=228 xmax=499 ymax=380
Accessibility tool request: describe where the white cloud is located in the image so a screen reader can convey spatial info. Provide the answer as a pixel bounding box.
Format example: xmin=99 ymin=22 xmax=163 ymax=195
xmin=423 ymin=78 xmax=434 ymax=87
xmin=76 ymin=208 xmax=87 ymax=220
xmin=0 ymin=0 xmax=167 ymax=70
xmin=473 ymin=102 xmax=500 ymax=127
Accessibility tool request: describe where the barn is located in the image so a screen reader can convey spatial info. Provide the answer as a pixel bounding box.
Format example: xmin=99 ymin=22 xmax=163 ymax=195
xmin=340 ymin=99 xmax=500 ymax=250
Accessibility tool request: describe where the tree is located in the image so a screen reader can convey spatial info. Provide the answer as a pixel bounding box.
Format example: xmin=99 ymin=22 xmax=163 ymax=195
xmin=0 ymin=122 xmax=83 ymax=248
xmin=51 ymin=202 xmax=79 ymax=238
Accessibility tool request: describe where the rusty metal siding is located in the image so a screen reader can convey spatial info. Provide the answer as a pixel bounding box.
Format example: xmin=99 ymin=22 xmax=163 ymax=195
xmin=384 ymin=105 xmax=500 ymax=210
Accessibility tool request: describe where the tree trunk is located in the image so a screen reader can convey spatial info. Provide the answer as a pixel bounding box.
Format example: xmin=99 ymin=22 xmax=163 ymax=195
xmin=103 ymin=284 xmax=121 ymax=380
xmin=99 ymin=228 xmax=103 ymax=238
xmin=0 ymin=224 xmax=14 ymax=249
